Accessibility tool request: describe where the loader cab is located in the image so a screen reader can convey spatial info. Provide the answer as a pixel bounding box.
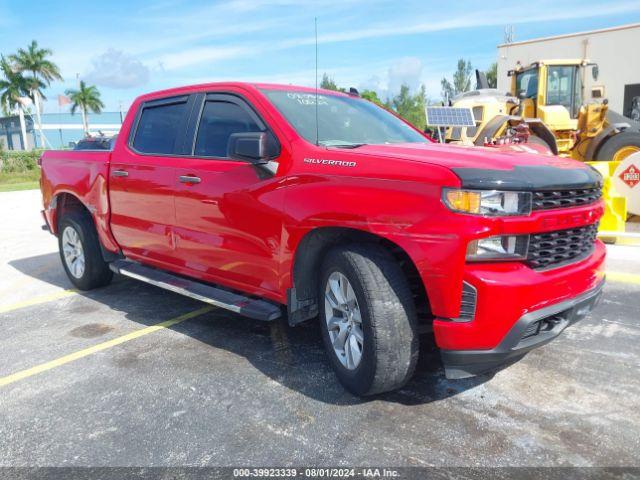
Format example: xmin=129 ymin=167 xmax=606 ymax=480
xmin=510 ymin=60 xmax=587 ymax=131
xmin=544 ymin=64 xmax=583 ymax=119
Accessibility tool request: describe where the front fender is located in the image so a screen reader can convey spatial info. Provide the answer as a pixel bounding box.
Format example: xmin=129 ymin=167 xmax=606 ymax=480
xmin=281 ymin=173 xmax=472 ymax=319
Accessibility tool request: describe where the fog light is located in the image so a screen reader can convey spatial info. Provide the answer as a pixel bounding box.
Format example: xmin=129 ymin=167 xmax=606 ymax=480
xmin=466 ymin=235 xmax=529 ymax=261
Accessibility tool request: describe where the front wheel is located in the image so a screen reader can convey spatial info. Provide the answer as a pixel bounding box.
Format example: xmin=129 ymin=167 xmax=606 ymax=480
xmin=319 ymin=244 xmax=418 ymax=396
xmin=58 ymin=211 xmax=113 ymax=290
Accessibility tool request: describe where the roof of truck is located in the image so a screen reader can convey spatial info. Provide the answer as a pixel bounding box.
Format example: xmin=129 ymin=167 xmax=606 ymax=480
xmin=134 ymin=82 xmax=352 ymax=104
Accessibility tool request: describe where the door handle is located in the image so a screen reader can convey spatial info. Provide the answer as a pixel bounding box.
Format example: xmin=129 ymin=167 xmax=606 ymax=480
xmin=112 ymin=169 xmax=129 ymax=177
xmin=179 ymin=175 xmax=201 ymax=184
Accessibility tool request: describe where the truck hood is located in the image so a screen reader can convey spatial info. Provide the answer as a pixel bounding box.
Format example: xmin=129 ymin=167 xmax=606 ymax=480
xmin=348 ymin=142 xmax=602 ymax=190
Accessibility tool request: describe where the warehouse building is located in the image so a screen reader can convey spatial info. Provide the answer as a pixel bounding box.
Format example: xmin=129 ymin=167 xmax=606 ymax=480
xmin=0 ymin=112 xmax=122 ymax=151
xmin=497 ymin=23 xmax=640 ymax=121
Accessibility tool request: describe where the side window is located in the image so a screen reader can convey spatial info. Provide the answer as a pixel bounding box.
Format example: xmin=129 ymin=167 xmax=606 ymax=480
xmin=132 ymin=101 xmax=188 ymax=154
xmin=194 ymin=101 xmax=262 ymax=157
xmin=516 ymin=69 xmax=538 ymax=99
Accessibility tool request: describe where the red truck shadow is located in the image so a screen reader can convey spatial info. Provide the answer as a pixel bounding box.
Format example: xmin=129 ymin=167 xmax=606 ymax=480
xmin=8 ymin=252 xmax=493 ymax=405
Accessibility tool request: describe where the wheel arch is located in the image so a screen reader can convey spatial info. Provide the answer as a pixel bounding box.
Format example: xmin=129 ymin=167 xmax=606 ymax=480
xmin=287 ymin=226 xmax=431 ymax=327
xmin=52 ymin=191 xmax=120 ymax=262
xmin=51 ymin=191 xmax=93 ymax=234
xmin=586 ymin=124 xmax=620 ymax=161
xmin=473 ymin=115 xmax=559 ymax=155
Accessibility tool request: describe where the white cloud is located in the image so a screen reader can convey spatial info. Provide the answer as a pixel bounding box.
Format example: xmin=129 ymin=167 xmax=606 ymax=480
xmin=157 ymin=46 xmax=254 ymax=70
xmin=275 ymin=1 xmax=640 ymax=49
xmin=356 ymin=58 xmax=425 ymax=101
xmin=85 ymin=49 xmax=150 ymax=89
xmin=388 ymin=57 xmax=423 ymax=94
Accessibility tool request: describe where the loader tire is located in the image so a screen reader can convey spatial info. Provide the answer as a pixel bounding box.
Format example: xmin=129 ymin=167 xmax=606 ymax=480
xmin=596 ymin=132 xmax=640 ymax=162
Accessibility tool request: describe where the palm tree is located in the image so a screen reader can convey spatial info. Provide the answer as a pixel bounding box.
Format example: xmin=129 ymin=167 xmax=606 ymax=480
xmin=0 ymin=55 xmax=35 ymax=150
xmin=0 ymin=56 xmax=27 ymax=114
xmin=10 ymin=40 xmax=63 ymax=148
xmin=65 ymin=81 xmax=105 ymax=136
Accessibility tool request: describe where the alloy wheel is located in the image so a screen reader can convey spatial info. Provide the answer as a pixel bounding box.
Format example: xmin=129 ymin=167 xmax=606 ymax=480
xmin=324 ymin=271 xmax=364 ymax=370
xmin=62 ymin=226 xmax=85 ymax=279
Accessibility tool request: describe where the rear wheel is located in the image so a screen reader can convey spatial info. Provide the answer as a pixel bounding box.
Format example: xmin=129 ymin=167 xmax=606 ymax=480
xmin=58 ymin=211 xmax=113 ymax=290
xmin=319 ymin=244 xmax=418 ymax=396
xmin=596 ymin=131 xmax=640 ymax=161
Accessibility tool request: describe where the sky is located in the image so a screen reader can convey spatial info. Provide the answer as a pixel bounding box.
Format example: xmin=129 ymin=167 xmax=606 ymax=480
xmin=1 ymin=0 xmax=640 ymax=114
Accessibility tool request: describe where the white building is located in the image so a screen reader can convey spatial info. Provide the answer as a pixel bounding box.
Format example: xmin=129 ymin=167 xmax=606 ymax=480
xmin=497 ymin=23 xmax=640 ymax=119
xmin=0 ymin=111 xmax=122 ymax=151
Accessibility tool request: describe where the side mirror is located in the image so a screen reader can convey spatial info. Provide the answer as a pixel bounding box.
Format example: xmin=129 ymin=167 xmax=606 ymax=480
xmin=227 ymin=132 xmax=279 ymax=164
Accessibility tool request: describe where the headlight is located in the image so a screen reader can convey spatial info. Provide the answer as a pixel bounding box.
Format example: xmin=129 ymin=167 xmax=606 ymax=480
xmin=466 ymin=235 xmax=529 ymax=261
xmin=443 ymin=189 xmax=532 ymax=216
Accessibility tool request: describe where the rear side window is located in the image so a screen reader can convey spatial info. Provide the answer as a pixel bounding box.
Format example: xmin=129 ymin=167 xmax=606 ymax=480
xmin=132 ymin=101 xmax=188 ymax=154
xmin=194 ymin=101 xmax=262 ymax=157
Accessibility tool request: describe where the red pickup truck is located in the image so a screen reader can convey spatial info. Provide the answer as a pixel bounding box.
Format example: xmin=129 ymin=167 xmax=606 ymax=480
xmin=40 ymin=82 xmax=605 ymax=395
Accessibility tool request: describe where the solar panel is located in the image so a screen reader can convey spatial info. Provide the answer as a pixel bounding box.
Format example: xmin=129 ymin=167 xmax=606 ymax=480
xmin=426 ymin=107 xmax=476 ymax=127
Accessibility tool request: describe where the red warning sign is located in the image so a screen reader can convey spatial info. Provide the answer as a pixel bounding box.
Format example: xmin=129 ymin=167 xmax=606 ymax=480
xmin=619 ymin=164 xmax=640 ymax=189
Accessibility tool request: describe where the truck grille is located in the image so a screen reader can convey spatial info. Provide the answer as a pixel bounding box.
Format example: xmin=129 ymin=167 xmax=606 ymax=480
xmin=532 ymin=187 xmax=601 ymax=211
xmin=527 ymin=223 xmax=598 ymax=269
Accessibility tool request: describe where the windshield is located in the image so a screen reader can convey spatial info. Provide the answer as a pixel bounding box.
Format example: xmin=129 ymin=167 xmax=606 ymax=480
xmin=546 ymin=65 xmax=581 ymax=118
xmin=261 ymin=89 xmax=428 ymax=147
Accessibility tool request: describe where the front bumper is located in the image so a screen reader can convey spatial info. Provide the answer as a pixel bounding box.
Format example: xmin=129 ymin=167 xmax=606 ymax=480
xmin=440 ymin=278 xmax=604 ymax=379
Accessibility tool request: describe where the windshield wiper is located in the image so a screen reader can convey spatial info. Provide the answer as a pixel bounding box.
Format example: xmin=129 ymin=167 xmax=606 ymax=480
xmin=326 ymin=143 xmax=368 ymax=149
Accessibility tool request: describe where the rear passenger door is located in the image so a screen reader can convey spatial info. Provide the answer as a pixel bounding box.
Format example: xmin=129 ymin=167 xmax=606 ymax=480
xmin=109 ymin=95 xmax=196 ymax=267
xmin=173 ymin=93 xmax=285 ymax=297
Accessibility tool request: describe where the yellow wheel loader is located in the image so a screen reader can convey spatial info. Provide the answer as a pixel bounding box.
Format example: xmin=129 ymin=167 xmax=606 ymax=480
xmin=444 ymin=59 xmax=640 ymax=238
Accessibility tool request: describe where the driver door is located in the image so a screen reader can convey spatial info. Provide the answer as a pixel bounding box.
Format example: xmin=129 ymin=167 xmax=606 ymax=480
xmin=173 ymin=93 xmax=285 ymax=298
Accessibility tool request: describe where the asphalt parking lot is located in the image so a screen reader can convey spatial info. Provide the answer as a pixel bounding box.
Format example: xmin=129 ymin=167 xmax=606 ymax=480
xmin=0 ymin=189 xmax=639 ymax=468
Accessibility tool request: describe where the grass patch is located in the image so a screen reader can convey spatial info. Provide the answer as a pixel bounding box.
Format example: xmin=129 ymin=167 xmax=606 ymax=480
xmin=0 ymin=170 xmax=41 ymax=192
xmin=0 ymin=149 xmax=43 ymax=192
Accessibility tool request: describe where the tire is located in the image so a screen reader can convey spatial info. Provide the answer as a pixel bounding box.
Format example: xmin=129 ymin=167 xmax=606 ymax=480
xmin=596 ymin=131 xmax=640 ymax=161
xmin=58 ymin=211 xmax=113 ymax=290
xmin=318 ymin=244 xmax=418 ymax=396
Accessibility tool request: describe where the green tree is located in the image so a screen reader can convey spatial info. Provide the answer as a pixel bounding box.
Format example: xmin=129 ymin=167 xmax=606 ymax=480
xmin=360 ymin=89 xmax=383 ymax=106
xmin=0 ymin=55 xmax=35 ymax=150
xmin=10 ymin=40 xmax=63 ymax=147
xmin=0 ymin=55 xmax=30 ymax=115
xmin=441 ymin=58 xmax=473 ymax=101
xmin=65 ymin=81 xmax=105 ymax=136
xmin=486 ymin=62 xmax=498 ymax=89
xmin=390 ymin=84 xmax=427 ymax=130
xmin=319 ymin=73 xmax=346 ymax=92
xmin=320 ymin=73 xmax=338 ymax=91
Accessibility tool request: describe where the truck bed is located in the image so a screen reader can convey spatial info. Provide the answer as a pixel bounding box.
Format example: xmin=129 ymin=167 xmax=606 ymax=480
xmin=40 ymin=150 xmax=117 ymax=252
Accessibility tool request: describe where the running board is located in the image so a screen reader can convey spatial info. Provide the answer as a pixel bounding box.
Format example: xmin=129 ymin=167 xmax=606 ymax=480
xmin=109 ymin=260 xmax=282 ymax=321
